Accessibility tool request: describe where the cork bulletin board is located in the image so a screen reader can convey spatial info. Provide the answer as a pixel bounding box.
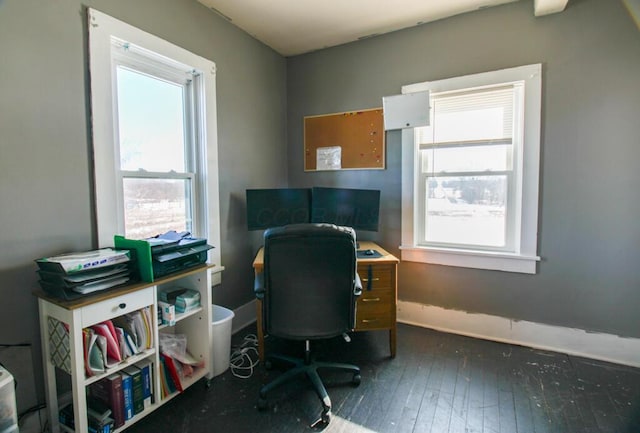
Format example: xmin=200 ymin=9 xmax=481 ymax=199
xmin=304 ymin=108 xmax=385 ymax=171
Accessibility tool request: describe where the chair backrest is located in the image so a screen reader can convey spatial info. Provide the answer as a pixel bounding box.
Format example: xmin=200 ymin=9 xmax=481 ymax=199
xmin=262 ymin=223 xmax=358 ymax=340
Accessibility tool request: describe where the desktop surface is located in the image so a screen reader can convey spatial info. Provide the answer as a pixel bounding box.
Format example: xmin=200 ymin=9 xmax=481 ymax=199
xmin=252 ymin=241 xmax=395 ymax=271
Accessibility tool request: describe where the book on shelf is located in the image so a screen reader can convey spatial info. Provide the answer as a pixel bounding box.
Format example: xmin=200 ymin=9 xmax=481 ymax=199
xmin=160 ymin=352 xmax=183 ymax=393
xmin=120 ymin=371 xmax=134 ymax=421
xmin=159 ymin=354 xmax=181 ymax=397
xmin=135 ymin=358 xmax=154 ymax=408
xmin=122 ymin=365 xmax=144 ymax=416
xmin=59 ymin=403 xmax=114 ymax=433
xmin=86 ymin=396 xmax=112 ymax=423
xmin=88 ymin=373 xmax=125 ymax=428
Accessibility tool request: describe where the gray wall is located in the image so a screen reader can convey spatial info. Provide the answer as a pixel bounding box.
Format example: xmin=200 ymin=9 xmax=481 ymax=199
xmin=0 ymin=0 xmax=286 ymax=407
xmin=2 ymin=0 xmax=639 ymax=413
xmin=287 ymin=0 xmax=640 ymax=338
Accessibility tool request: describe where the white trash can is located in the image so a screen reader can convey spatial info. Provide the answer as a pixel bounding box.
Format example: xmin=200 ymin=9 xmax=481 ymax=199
xmin=210 ymin=305 xmax=235 ymax=377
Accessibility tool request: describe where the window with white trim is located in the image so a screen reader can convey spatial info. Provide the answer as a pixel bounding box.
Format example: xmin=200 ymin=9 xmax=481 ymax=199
xmin=88 ymin=9 xmax=222 ymax=267
xmin=400 ymin=64 xmax=542 ymax=273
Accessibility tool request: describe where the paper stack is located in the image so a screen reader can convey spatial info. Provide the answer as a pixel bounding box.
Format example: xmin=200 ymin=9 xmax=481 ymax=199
xmin=36 ymin=248 xmax=133 ymax=299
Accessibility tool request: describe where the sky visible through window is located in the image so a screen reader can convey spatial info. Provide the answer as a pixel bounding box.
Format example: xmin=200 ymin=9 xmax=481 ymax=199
xmin=116 ymin=66 xmax=191 ymax=239
xmin=117 ymin=66 xmax=186 ymax=172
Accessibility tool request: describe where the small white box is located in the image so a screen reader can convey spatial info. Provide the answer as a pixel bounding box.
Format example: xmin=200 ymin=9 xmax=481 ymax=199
xmin=158 ymin=301 xmax=176 ymax=326
xmin=0 ymin=366 xmax=18 ymax=433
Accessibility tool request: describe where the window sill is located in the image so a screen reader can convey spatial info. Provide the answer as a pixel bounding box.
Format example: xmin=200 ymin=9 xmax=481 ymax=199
xmin=399 ymin=245 xmax=540 ymax=274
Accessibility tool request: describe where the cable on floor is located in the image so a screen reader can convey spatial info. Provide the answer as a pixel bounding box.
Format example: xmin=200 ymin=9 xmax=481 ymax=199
xmin=229 ymin=334 xmax=260 ymax=379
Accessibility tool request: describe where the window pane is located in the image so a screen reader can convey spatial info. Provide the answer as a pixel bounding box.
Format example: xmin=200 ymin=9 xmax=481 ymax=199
xmin=123 ymin=178 xmax=192 ymax=239
xmin=117 ymin=66 xmax=186 ymax=172
xmin=424 ymin=175 xmax=507 ymax=247
xmin=420 ymin=144 xmax=511 ymax=174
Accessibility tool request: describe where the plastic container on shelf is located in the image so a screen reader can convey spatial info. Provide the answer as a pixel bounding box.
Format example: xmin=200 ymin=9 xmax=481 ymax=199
xmin=0 ymin=365 xmax=18 ymax=433
xmin=210 ymin=305 xmax=235 ymax=377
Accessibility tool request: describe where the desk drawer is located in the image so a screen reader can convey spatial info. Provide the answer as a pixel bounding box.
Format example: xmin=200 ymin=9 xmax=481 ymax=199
xmin=355 ymin=290 xmax=393 ymax=330
xmin=357 ymin=264 xmax=393 ymax=291
xmin=355 ymin=308 xmax=393 ymax=330
xmin=81 ymin=287 xmax=154 ymax=328
xmin=357 ymin=290 xmax=393 ymax=308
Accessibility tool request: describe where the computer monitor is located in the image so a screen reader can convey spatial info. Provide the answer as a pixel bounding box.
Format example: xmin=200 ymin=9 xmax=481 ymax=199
xmin=311 ymin=187 xmax=380 ymax=232
xmin=246 ymin=188 xmax=311 ymax=231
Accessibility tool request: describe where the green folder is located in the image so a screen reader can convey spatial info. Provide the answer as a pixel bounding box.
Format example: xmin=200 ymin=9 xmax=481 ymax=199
xmin=114 ymin=236 xmax=154 ymax=282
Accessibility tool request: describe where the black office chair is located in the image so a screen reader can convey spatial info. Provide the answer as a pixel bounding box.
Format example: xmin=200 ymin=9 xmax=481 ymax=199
xmin=254 ymin=223 xmax=362 ymax=428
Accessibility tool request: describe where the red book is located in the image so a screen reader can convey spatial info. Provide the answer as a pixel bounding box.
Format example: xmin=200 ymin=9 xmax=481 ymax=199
xmin=161 ymin=353 xmax=183 ymax=393
xmin=88 ymin=373 xmax=125 ymax=428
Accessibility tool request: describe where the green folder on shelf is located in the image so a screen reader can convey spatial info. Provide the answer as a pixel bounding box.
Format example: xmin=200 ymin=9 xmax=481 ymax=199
xmin=114 ymin=236 xmax=154 ymax=283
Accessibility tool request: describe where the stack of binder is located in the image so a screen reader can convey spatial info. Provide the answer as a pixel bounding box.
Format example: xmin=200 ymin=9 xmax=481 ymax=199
xmin=146 ymin=231 xmax=212 ymax=278
xmin=36 ymin=248 xmax=133 ymax=300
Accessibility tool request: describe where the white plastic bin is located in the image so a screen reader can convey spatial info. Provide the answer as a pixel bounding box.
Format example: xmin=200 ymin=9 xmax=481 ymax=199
xmin=210 ymin=305 xmax=235 ymax=377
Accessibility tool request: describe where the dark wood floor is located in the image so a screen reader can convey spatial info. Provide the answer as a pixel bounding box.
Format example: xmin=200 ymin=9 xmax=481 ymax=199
xmin=126 ymin=323 xmax=640 ymax=433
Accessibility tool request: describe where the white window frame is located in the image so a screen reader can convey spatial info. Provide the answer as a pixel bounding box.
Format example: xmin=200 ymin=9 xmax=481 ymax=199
xmin=88 ymin=8 xmax=221 ymax=268
xmin=400 ymin=64 xmax=542 ymax=274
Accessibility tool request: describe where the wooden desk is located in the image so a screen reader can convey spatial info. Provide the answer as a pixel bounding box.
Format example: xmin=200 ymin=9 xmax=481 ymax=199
xmin=252 ymin=241 xmax=399 ymax=361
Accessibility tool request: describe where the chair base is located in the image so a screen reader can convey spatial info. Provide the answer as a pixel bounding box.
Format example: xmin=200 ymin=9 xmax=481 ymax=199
xmin=258 ymin=352 xmax=361 ymax=428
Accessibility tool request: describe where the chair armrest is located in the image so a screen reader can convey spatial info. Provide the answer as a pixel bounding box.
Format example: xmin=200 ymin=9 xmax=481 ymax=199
xmin=254 ymin=272 xmax=265 ymax=300
xmin=354 ymin=272 xmax=362 ymax=297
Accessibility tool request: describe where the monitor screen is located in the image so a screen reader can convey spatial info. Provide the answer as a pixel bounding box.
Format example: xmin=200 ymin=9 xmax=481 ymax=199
xmin=246 ymin=188 xmax=311 ymax=230
xmin=311 ymin=187 xmax=381 ymax=232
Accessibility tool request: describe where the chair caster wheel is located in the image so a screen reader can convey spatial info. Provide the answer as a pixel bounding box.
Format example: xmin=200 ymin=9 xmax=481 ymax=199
xmin=352 ymin=373 xmax=361 ymax=386
xmin=310 ymin=412 xmax=330 ymax=429
xmin=257 ymin=396 xmax=268 ymax=410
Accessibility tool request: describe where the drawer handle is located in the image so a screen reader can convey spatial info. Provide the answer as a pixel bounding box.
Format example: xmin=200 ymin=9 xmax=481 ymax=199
xmin=361 ymin=278 xmax=379 ymax=282
xmin=362 ymin=297 xmax=380 ymax=302
xmin=118 ymin=303 xmax=127 ymax=309
xmin=362 ymin=319 xmax=378 ymax=323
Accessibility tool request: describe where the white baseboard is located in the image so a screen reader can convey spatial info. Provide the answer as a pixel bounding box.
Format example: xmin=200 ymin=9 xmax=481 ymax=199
xmin=232 ymin=299 xmax=257 ymax=334
xmin=397 ymin=300 xmax=640 ymax=368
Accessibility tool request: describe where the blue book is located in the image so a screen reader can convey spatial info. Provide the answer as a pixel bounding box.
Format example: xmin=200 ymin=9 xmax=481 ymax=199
xmin=135 ymin=358 xmax=153 ymax=407
xmin=120 ymin=371 xmax=133 ymax=420
xmin=122 ymin=366 xmax=144 ymax=415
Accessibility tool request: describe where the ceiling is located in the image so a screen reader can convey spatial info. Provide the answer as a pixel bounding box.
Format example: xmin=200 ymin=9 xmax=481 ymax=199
xmin=197 ymin=0 xmax=569 ymax=56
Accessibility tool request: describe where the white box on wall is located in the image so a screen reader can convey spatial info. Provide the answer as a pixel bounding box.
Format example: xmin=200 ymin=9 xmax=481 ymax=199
xmin=382 ymin=90 xmax=430 ymax=130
